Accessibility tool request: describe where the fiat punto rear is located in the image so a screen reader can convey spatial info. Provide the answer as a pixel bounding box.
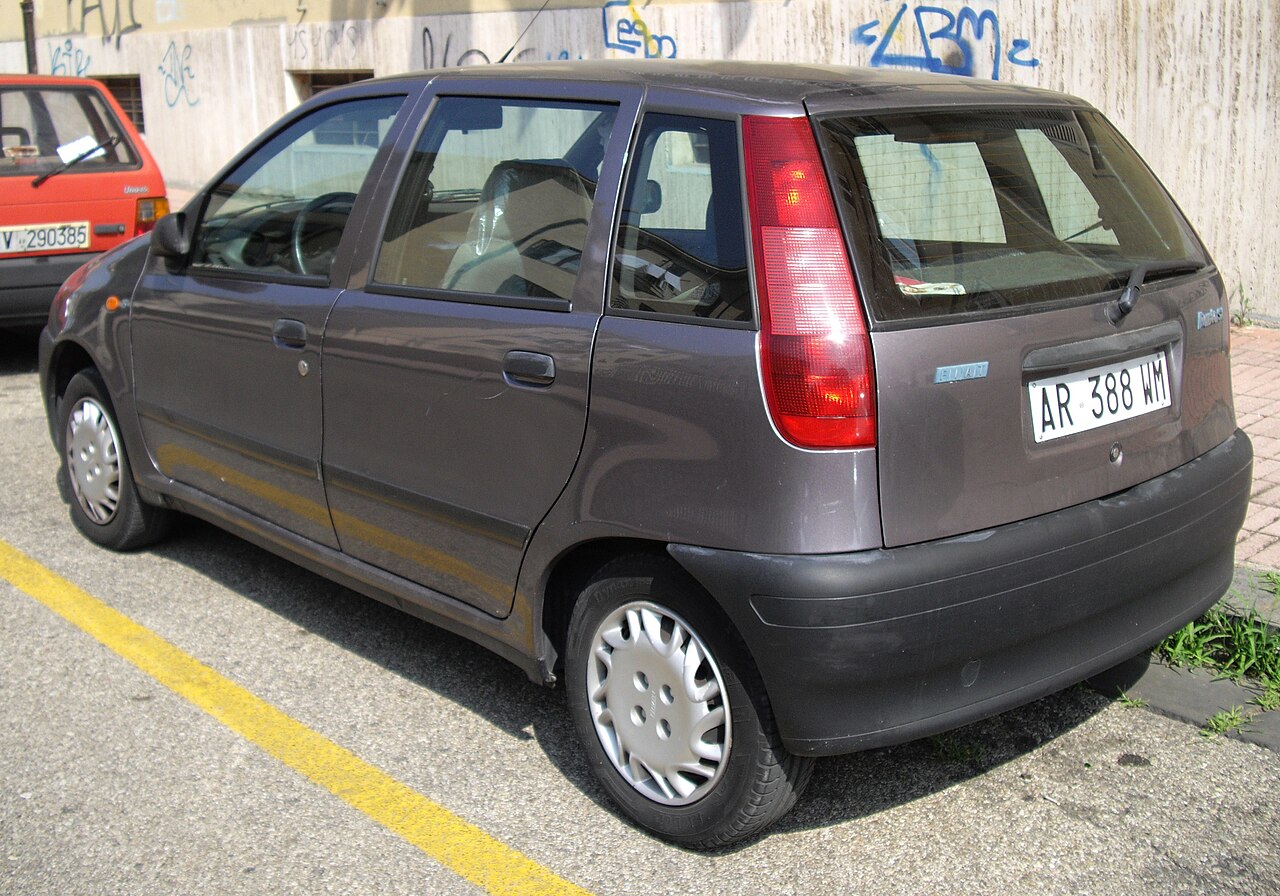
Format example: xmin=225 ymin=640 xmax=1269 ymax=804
xmin=39 ymin=62 xmax=1251 ymax=847
xmin=1 ymin=74 xmax=166 ymax=326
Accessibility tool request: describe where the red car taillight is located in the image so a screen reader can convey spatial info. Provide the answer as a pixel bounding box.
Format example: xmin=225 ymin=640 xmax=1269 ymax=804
xmin=134 ymin=196 xmax=169 ymax=236
xmin=743 ymin=115 xmax=876 ymax=449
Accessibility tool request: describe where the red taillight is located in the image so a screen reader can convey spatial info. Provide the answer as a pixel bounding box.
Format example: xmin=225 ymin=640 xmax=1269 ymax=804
xmin=134 ymin=196 xmax=169 ymax=236
xmin=743 ymin=115 xmax=875 ymax=449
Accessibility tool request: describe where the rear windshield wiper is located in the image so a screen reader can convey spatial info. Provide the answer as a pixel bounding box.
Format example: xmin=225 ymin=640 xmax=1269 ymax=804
xmin=1108 ymin=259 xmax=1205 ymax=324
xmin=32 ymin=134 xmax=121 ymax=189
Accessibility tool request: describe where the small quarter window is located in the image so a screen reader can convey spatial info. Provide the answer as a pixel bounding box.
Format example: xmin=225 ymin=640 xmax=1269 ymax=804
xmin=610 ymin=114 xmax=751 ymax=323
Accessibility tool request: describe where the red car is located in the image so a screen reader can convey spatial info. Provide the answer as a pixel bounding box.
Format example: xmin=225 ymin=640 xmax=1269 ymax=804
xmin=1 ymin=74 xmax=166 ymax=327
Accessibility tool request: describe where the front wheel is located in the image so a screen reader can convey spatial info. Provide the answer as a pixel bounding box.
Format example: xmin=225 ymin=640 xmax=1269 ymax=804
xmin=565 ymin=556 xmax=813 ymax=848
xmin=60 ymin=369 xmax=172 ymax=551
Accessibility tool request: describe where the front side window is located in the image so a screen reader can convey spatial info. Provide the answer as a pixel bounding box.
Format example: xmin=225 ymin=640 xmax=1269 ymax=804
xmin=610 ymin=114 xmax=751 ymax=322
xmin=374 ymin=96 xmax=616 ymax=303
xmin=191 ymin=96 xmax=403 ymax=279
xmin=0 ymin=86 xmax=138 ymax=176
xmin=820 ymin=108 xmax=1208 ymax=322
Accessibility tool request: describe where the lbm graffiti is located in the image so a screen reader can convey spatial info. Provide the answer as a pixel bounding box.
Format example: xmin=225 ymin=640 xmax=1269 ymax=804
xmin=159 ymin=41 xmax=199 ymax=108
xmin=853 ymin=4 xmax=1039 ymax=81
xmin=602 ymin=0 xmax=677 ymax=59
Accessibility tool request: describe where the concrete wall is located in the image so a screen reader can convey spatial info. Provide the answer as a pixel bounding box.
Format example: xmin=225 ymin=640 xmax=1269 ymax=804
xmin=2 ymin=1 xmax=1276 ymax=318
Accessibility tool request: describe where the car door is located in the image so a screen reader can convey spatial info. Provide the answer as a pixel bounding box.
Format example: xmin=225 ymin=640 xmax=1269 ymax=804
xmin=321 ymin=83 xmax=640 ymax=616
xmin=130 ymin=91 xmax=409 ymax=547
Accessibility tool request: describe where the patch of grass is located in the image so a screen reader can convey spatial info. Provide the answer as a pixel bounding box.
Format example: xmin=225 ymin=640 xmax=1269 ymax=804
xmin=1262 ymin=570 xmax=1280 ymax=593
xmin=1231 ymin=286 xmax=1255 ymax=327
xmin=1115 ymin=691 xmax=1148 ymax=709
xmin=1156 ymin=608 xmax=1280 ymax=691
xmin=1158 ymin=609 xmax=1233 ymax=669
xmin=1255 ymin=687 xmax=1280 ymax=712
xmin=1158 ymin=605 xmax=1280 ymax=732
xmin=1200 ymin=706 xmax=1249 ymax=739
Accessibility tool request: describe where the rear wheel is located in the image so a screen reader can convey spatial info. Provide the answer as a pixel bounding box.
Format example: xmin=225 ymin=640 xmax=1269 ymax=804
xmin=565 ymin=556 xmax=813 ymax=848
xmin=60 ymin=369 xmax=172 ymax=551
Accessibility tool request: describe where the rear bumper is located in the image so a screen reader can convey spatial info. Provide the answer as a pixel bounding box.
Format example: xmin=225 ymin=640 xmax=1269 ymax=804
xmin=0 ymin=251 xmax=95 ymax=324
xmin=669 ymin=430 xmax=1253 ymax=756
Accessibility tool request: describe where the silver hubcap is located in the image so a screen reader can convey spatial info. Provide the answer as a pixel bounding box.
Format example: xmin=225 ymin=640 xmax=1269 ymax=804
xmin=587 ymin=600 xmax=730 ymax=806
xmin=65 ymin=397 xmax=121 ymax=525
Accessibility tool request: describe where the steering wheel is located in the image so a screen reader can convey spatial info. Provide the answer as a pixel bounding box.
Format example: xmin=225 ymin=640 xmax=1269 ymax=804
xmin=291 ymin=191 xmax=357 ymax=276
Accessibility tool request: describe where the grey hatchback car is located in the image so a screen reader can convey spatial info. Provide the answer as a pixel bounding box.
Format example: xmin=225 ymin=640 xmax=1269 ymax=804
xmin=39 ymin=61 xmax=1251 ymax=847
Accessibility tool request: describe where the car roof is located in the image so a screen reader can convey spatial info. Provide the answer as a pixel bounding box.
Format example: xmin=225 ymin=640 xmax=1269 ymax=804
xmin=365 ymin=59 xmax=1080 ymax=112
xmin=0 ymin=73 xmax=111 ymax=90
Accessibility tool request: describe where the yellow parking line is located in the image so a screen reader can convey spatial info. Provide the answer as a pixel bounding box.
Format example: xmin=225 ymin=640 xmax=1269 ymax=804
xmin=0 ymin=540 xmax=593 ymax=896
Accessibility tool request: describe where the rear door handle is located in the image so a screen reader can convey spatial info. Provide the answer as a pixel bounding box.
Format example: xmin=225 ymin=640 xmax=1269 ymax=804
xmin=503 ymin=351 xmax=555 ymax=386
xmin=273 ymin=318 xmax=307 ymax=349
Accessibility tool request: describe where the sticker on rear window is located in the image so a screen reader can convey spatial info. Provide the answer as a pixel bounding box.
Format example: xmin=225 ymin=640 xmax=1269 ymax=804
xmin=895 ymin=276 xmax=966 ymax=297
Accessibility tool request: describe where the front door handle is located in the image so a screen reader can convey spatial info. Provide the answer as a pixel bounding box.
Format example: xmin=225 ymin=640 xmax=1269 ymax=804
xmin=503 ymin=351 xmax=555 ymax=387
xmin=273 ymin=318 xmax=307 ymax=350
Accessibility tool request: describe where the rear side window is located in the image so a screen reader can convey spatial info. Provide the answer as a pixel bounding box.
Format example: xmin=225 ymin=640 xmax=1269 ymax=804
xmin=610 ymin=114 xmax=751 ymax=323
xmin=1 ymin=86 xmax=139 ymax=176
xmin=819 ymin=109 xmax=1208 ymax=322
xmin=374 ymin=97 xmax=616 ymax=304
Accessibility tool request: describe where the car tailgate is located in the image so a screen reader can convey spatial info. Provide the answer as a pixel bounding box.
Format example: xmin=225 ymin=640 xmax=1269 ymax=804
xmin=812 ymin=101 xmax=1238 ymax=547
xmin=1 ymin=172 xmax=159 ymax=256
xmin=871 ymin=278 xmax=1235 ymax=546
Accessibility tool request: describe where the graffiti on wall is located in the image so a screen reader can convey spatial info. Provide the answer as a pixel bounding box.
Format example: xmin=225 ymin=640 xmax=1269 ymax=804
xmin=853 ymin=4 xmax=1039 ymax=80
xmin=422 ymin=27 xmax=499 ymax=68
xmin=66 ymin=0 xmax=143 ymax=48
xmin=159 ymin=41 xmax=199 ymax=108
xmin=420 ymin=26 xmax=582 ymax=69
xmin=288 ymin=22 xmax=366 ymax=65
xmin=50 ymin=39 xmax=92 ymax=77
xmin=602 ymin=0 xmax=677 ymax=59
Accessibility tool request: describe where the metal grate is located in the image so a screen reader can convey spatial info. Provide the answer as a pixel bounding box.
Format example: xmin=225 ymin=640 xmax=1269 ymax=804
xmin=95 ymin=75 xmax=144 ymax=134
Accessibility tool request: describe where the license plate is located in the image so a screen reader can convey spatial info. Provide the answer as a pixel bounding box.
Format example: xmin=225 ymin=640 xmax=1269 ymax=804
xmin=1029 ymin=350 xmax=1171 ymax=443
xmin=0 ymin=221 xmax=91 ymax=254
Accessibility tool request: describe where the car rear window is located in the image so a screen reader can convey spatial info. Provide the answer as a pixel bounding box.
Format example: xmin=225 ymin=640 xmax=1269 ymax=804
xmin=0 ymin=85 xmax=139 ymax=177
xmin=818 ymin=108 xmax=1209 ymax=323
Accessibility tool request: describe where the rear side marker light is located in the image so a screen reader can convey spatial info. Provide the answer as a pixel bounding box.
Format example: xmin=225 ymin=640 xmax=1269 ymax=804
xmin=743 ymin=115 xmax=876 ymax=449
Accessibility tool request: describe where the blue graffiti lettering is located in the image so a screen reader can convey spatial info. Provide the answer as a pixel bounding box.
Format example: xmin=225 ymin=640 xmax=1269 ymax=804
xmin=159 ymin=41 xmax=199 ymax=108
xmin=853 ymin=4 xmax=1039 ymax=81
xmin=602 ymin=0 xmax=677 ymax=59
xmin=50 ymin=39 xmax=92 ymax=77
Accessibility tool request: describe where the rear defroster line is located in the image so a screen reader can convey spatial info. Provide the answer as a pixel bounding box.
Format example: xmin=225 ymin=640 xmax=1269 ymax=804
xmin=0 ymin=539 xmax=593 ymax=896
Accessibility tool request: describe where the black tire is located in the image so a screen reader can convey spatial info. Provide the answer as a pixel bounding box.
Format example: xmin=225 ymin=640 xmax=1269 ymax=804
xmin=565 ymin=555 xmax=814 ymax=848
xmin=59 ymin=369 xmax=173 ymax=551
